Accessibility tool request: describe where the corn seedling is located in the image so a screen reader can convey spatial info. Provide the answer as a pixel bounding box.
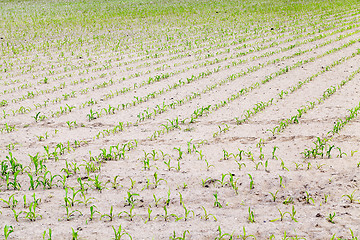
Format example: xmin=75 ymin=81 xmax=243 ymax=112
xmin=33 ymin=112 xmax=46 ymax=122
xmin=215 ymin=226 xmax=234 ymax=240
xmin=25 ymin=201 xmax=42 ymax=221
xmin=169 ymin=230 xmax=190 ymax=240
xmin=71 ymin=228 xmax=79 ymax=240
xmin=248 ymin=207 xmax=255 ymax=223
xmin=201 ymin=206 xmax=217 ymax=221
xmin=64 ymin=187 xmax=81 ymax=207
xmin=235 ymin=160 xmax=246 ymax=170
xmin=143 ymin=206 xmax=153 ymax=223
xmin=88 ymin=205 xmax=100 ymax=221
xmin=213 ymin=192 xmax=222 ymax=208
xmin=283 ymin=197 xmax=294 ymax=205
xmin=1 ymin=193 xmax=18 ymax=209
xmin=12 ymin=208 xmax=23 ymax=222
xmin=112 ymin=225 xmax=132 ymax=240
xmin=155 ymin=205 xmax=174 ymax=221
xmin=153 ymin=172 xmax=167 ymax=188
xmin=248 ymin=174 xmax=254 ymax=189
xmin=271 ymin=208 xmax=288 ymax=222
xmin=4 ymin=225 xmax=14 ymax=240
xmin=279 ymin=175 xmax=285 ymax=188
xmin=269 ymin=190 xmax=279 ymax=202
xmin=128 ymin=177 xmax=136 ymax=190
xmin=272 ymin=146 xmax=279 ymax=160
xmin=351 ymin=150 xmax=358 ymax=157
xmin=124 ymin=192 xmax=139 ymax=206
xmin=42 ymin=229 xmax=52 ymax=240
xmin=326 ymin=212 xmax=336 ymax=223
xmin=305 ymin=191 xmax=315 ymax=204
xmin=118 ymin=205 xmax=136 ymax=221
xmin=60 ymin=205 xmax=83 ymax=221
xmin=101 ymin=206 xmax=116 ymax=221
xmin=88 ymin=175 xmax=106 ymax=192
xmin=280 ymin=159 xmax=289 ymax=171
xmin=182 ymin=204 xmax=194 ymax=221
xmin=238 ymin=226 xmax=256 ymax=240
xmin=342 ymin=190 xmax=358 ymax=203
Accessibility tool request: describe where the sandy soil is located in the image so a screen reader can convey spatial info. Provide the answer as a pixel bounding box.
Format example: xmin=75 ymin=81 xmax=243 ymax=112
xmin=0 ymin=1 xmax=360 ymax=239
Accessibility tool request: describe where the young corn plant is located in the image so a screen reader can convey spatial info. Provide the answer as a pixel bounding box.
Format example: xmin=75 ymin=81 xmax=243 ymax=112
xmin=201 ymin=206 xmax=217 ymax=221
xmin=327 ymin=212 xmax=336 ymax=224
xmin=4 ymin=225 xmax=14 ymax=240
xmin=101 ymin=206 xmax=116 ymax=221
xmin=238 ymin=226 xmax=256 ymax=240
xmin=87 ymin=205 xmax=100 ymax=222
xmin=169 ymin=230 xmax=190 ymax=240
xmin=248 ymin=207 xmax=255 ymax=223
xmin=182 ymin=204 xmax=194 ymax=221
xmin=112 ymin=225 xmax=132 ymax=240
xmin=213 ymin=192 xmax=222 ymax=208
xmin=25 ymin=201 xmax=42 ymax=221
xmin=342 ymin=190 xmax=359 ymax=203
xmin=60 ymin=205 xmax=83 ymax=221
xmin=248 ymin=174 xmax=254 ymax=190
xmin=215 ymin=226 xmax=234 ymax=240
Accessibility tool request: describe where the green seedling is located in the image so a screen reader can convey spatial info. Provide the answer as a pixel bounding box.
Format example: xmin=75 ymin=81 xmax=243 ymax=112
xmin=155 ymin=205 xmax=173 ymax=221
xmin=33 ymin=112 xmax=46 ymax=122
xmin=269 ymin=190 xmax=279 ymax=202
xmin=342 ymin=190 xmax=358 ymax=203
xmin=12 ymin=208 xmax=24 ymax=222
xmin=87 ymin=109 xmax=99 ymax=121
xmin=279 ymin=175 xmax=285 ymax=188
xmin=169 ymin=230 xmax=190 ymax=240
xmin=215 ymin=226 xmax=234 ymax=240
xmin=178 ymin=192 xmax=184 ymax=206
xmin=42 ymin=229 xmax=52 ymax=240
xmin=118 ymin=205 xmax=136 ymax=221
xmin=289 ymin=206 xmax=298 ymax=222
xmin=152 ymin=194 xmax=162 ymax=207
xmin=88 ymin=205 xmax=100 ymax=221
xmin=124 ymin=192 xmax=139 ymax=206
xmin=64 ymin=187 xmax=81 ymax=207
xmin=337 ymin=147 xmax=347 ymax=158
xmin=248 ymin=207 xmax=255 ymax=223
xmin=327 ymin=212 xmax=336 ymax=223
xmin=283 ymin=197 xmax=294 ymax=205
xmin=36 ymin=171 xmax=60 ymax=189
xmin=112 ymin=225 xmax=132 ymax=240
xmin=271 ymin=208 xmax=288 ymax=222
xmin=1 ymin=193 xmax=18 ymax=209
xmin=89 ymin=175 xmax=106 ymax=192
xmin=351 ymin=150 xmax=358 ymax=157
xmin=174 ymin=147 xmax=183 ymax=160
xmin=144 ymin=206 xmax=152 ymax=223
xmin=239 ymin=226 xmax=256 ymax=240
xmin=280 ymin=159 xmax=289 ymax=171
xmin=235 ymin=160 xmax=246 ymax=170
xmin=201 ymin=206 xmax=217 ymax=221
xmin=128 ymin=177 xmax=136 ymax=190
xmin=305 ymin=191 xmax=315 ymax=204
xmin=25 ymin=201 xmax=42 ymax=221
xmin=213 ymin=192 xmax=222 ymax=208
xmin=153 ymin=172 xmax=166 ymax=188
xmin=60 ymin=205 xmax=83 ymax=221
xmin=101 ymin=206 xmax=115 ymax=221
xmin=248 ymin=174 xmax=254 ymax=189
xmin=4 ymin=225 xmax=14 ymax=240
xmin=71 ymin=228 xmax=79 ymax=240
xmin=323 ymin=194 xmax=330 ymax=204
xmin=204 ymin=159 xmax=214 ymax=171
